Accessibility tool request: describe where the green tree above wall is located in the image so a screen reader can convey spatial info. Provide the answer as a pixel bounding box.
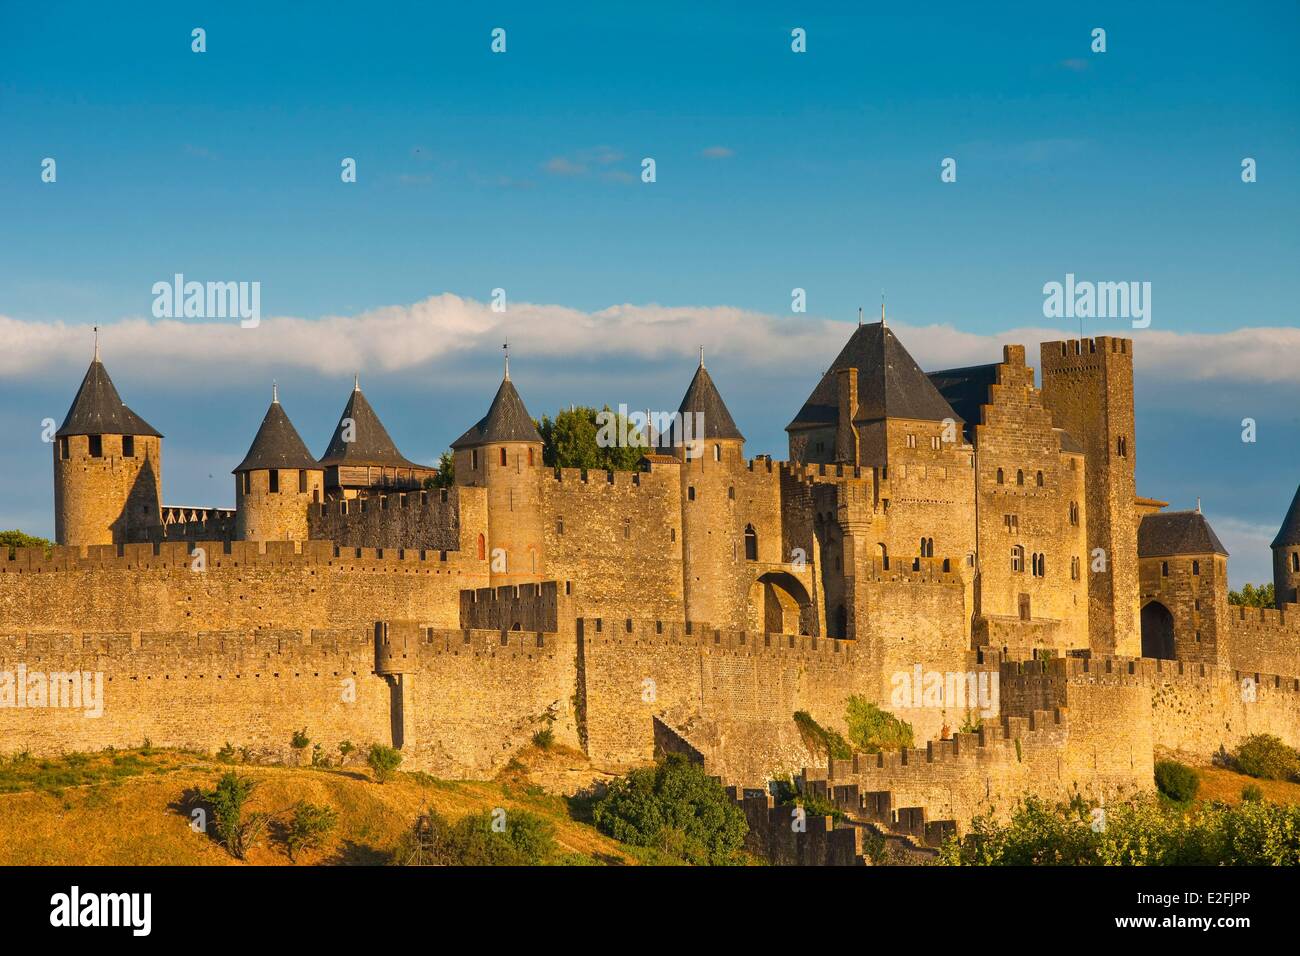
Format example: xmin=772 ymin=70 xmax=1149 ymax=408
xmin=0 ymin=530 xmax=52 ymax=551
xmin=423 ymin=450 xmax=455 ymax=490
xmin=536 ymin=406 xmax=648 ymax=472
xmin=1229 ymin=582 xmax=1275 ymax=608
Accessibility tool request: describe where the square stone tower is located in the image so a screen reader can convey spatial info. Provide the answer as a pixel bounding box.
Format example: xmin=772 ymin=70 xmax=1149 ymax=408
xmin=1039 ymin=337 xmax=1140 ymax=656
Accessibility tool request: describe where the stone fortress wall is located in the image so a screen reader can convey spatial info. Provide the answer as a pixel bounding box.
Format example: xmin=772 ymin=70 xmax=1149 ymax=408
xmin=6 ymin=326 xmax=1299 ymax=846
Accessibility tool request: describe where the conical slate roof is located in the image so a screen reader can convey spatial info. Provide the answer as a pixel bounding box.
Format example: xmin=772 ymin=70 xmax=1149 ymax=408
xmin=232 ymin=399 xmax=320 ymax=473
xmin=1138 ymin=510 xmax=1229 ymax=558
xmin=659 ymin=362 xmax=744 ymax=447
xmin=451 ymin=375 xmax=543 ymax=449
xmin=1272 ymin=484 xmax=1300 ymax=548
xmin=318 ymin=384 xmax=421 ymax=468
xmin=787 ymin=321 xmax=960 ymax=432
xmin=57 ymin=358 xmax=162 ymax=438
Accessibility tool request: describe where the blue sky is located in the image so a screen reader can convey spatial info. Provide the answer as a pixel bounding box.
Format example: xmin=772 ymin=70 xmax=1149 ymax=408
xmin=1 ymin=2 xmax=1298 ymax=585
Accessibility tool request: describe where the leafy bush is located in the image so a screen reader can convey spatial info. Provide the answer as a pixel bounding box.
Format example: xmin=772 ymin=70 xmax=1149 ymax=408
xmin=1154 ymin=760 xmax=1199 ymax=805
xmin=793 ymin=711 xmax=852 ymax=761
xmin=338 ymin=741 xmax=354 ymax=765
xmin=394 ymin=807 xmax=555 ymax=865
xmin=939 ymin=795 xmax=1300 ymax=866
xmin=1233 ymin=734 xmax=1300 ymax=781
xmin=367 ymin=744 xmax=403 ymax=783
xmin=200 ymin=772 xmax=266 ymax=859
xmin=1241 ymin=784 xmax=1264 ymax=802
xmin=532 ymin=727 xmax=555 ymax=750
xmin=284 ymin=801 xmax=338 ymax=861
xmin=845 ymin=697 xmax=914 ymax=753
xmin=215 ymin=742 xmax=237 ymax=764
xmin=291 ymin=728 xmax=310 ymax=751
xmin=590 ymin=754 xmax=748 ymax=865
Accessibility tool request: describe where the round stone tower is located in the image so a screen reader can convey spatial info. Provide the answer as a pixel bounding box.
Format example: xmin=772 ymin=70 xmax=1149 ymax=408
xmin=233 ymin=386 xmax=324 ymax=542
xmin=53 ymin=346 xmax=163 ymax=547
xmin=1272 ymin=483 xmax=1300 ymax=608
xmin=451 ymin=358 xmax=544 ymax=581
xmin=662 ymin=353 xmax=747 ymax=624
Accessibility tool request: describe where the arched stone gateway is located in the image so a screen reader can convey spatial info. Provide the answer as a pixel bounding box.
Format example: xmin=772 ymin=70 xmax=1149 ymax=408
xmin=748 ymin=570 xmax=815 ymax=636
xmin=1140 ymin=600 xmax=1176 ymax=659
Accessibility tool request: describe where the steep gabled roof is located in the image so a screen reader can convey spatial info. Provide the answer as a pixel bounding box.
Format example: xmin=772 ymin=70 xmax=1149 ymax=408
xmin=57 ymin=359 xmax=162 ymax=438
xmin=1138 ymin=510 xmax=1229 ymax=558
xmin=451 ymin=376 xmax=542 ymax=449
xmin=317 ymin=385 xmax=422 ymax=468
xmin=1273 ymin=484 xmax=1300 ymax=548
xmin=659 ymin=362 xmax=744 ymax=447
xmin=787 ymin=322 xmax=960 ymax=432
xmin=232 ymin=399 xmax=320 ymax=473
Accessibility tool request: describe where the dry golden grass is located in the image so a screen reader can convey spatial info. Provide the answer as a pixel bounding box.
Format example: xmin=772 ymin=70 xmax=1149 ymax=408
xmin=1192 ymin=763 xmax=1300 ymax=806
xmin=0 ymin=749 xmax=640 ymax=866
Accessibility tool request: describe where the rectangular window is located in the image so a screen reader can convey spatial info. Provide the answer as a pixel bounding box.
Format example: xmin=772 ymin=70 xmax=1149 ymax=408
xmin=1192 ymin=560 xmax=1200 ymax=576
xmin=1004 ymin=514 xmax=1018 ymax=533
xmin=557 ymin=516 xmax=564 ymax=535
xmin=269 ymin=470 xmax=280 ymax=493
xmin=906 ymin=434 xmax=916 ymax=448
xmin=299 ymin=471 xmax=308 ymax=494
xmin=242 ymin=472 xmax=250 ymax=495
xmin=58 ymin=437 xmax=69 ymax=460
xmin=471 ymin=449 xmax=479 ymax=471
xmin=930 ymin=436 xmax=940 ymax=450
xmin=122 ymin=435 xmax=135 ymax=458
xmin=88 ymin=435 xmax=102 ymax=458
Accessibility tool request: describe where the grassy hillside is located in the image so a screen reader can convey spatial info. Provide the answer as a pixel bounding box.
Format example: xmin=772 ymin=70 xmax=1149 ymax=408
xmin=0 ymin=745 xmax=655 ymax=866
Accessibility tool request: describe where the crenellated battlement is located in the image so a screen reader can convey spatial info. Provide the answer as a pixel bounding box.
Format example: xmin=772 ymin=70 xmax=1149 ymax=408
xmin=0 ymin=538 xmax=483 ymax=574
xmin=577 ymin=617 xmax=853 ymax=663
xmin=1006 ymin=654 xmax=1300 ymax=696
xmin=860 ymin=555 xmax=965 ymax=585
xmin=1041 ymin=336 xmax=1133 ymax=365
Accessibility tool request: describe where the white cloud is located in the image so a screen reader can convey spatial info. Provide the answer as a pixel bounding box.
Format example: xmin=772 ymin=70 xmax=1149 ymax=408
xmin=1 ymin=298 xmax=1297 ymax=394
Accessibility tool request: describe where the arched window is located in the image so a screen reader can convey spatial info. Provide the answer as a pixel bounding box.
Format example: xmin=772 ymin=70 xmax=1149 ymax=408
xmin=1161 ymin=561 xmax=1169 ymax=577
xmin=1192 ymin=560 xmax=1200 ymax=576
xmin=919 ymin=537 xmax=934 ymax=558
xmin=1012 ymin=546 xmax=1024 ymax=573
xmin=879 ymin=543 xmax=889 ymax=569
xmin=1031 ymin=553 xmax=1046 ymax=577
xmin=1016 ymin=469 xmax=1025 ymax=486
xmin=1293 ymin=552 xmax=1299 ymax=573
xmin=1071 ymin=556 xmax=1080 ymax=580
xmin=1117 ymin=437 xmax=1128 ymax=458
xmin=744 ymin=524 xmax=758 ymax=561
xmin=713 ymin=444 xmax=721 ymax=462
xmin=477 ymin=534 xmax=486 ymax=561
xmin=1036 ymin=471 xmax=1044 ymax=487
xmin=1069 ymin=501 xmax=1079 ymax=526
xmin=996 ymin=468 xmax=1004 ymax=485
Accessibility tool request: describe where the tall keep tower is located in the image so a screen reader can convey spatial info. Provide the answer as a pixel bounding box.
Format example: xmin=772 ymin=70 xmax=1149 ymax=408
xmin=661 ymin=354 xmax=747 ymax=624
xmin=451 ymin=361 xmax=544 ymax=581
xmin=1040 ymin=337 xmax=1140 ymax=656
xmin=54 ymin=348 xmax=163 ymax=547
xmin=1272 ymin=483 xmax=1300 ymax=607
xmin=233 ymin=387 xmax=324 ymax=541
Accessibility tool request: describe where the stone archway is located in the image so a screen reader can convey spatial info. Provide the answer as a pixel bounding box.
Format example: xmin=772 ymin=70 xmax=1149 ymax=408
xmin=748 ymin=571 xmax=814 ymax=636
xmin=1140 ymin=600 xmax=1176 ymax=659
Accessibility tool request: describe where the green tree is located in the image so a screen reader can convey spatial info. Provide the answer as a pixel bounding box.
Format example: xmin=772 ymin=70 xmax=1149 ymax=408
xmin=1232 ymin=734 xmax=1300 ymax=781
xmin=1228 ymin=582 xmax=1275 ymax=608
xmin=200 ymin=772 xmax=266 ymax=860
xmin=393 ymin=808 xmax=555 ymax=865
xmin=590 ymin=754 xmax=748 ymax=865
xmin=0 ymin=530 xmax=52 ymax=552
xmin=284 ymin=801 xmax=338 ymax=861
xmin=845 ymin=697 xmax=914 ymax=753
xmin=536 ymin=406 xmax=648 ymax=472
xmin=423 ymin=449 xmax=455 ymax=490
